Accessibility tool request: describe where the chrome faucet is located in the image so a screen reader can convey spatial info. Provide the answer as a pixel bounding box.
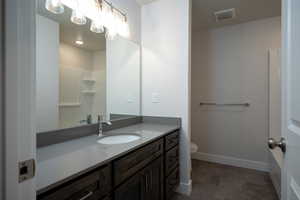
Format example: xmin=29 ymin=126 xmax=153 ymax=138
xmin=97 ymin=115 xmax=112 ymax=137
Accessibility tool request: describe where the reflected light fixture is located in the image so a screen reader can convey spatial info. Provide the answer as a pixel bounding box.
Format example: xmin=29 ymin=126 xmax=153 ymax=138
xmin=118 ymin=17 xmax=130 ymax=38
xmin=90 ymin=1 xmax=104 ymax=33
xmin=45 ymin=0 xmax=64 ymax=14
xmin=105 ymin=7 xmax=118 ymax=40
xmin=70 ymin=0 xmax=87 ymax=25
xmin=45 ymin=0 xmax=130 ymax=40
xmin=75 ymin=40 xmax=84 ymax=45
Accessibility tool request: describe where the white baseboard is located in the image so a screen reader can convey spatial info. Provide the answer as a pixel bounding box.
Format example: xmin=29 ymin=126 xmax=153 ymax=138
xmin=192 ymin=152 xmax=270 ymax=172
xmin=176 ymin=179 xmax=192 ymax=196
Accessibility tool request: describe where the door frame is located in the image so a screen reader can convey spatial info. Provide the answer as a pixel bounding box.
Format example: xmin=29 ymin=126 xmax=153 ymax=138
xmin=281 ymin=0 xmax=288 ymax=198
xmin=1 ymin=0 xmax=4 ymax=198
xmin=4 ymin=0 xmax=36 ymax=199
xmin=281 ymin=0 xmax=300 ymax=199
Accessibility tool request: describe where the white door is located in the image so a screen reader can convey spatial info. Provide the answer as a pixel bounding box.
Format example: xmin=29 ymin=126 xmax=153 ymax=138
xmin=281 ymin=0 xmax=300 ymax=199
xmin=4 ymin=0 xmax=36 ymax=199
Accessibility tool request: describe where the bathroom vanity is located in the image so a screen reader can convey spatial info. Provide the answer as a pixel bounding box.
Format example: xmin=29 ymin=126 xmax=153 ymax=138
xmin=35 ymin=2 xmax=180 ymax=199
xmin=36 ymin=123 xmax=180 ymax=200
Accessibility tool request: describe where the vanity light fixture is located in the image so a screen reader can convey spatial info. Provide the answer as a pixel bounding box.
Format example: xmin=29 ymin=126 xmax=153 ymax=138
xmin=44 ymin=0 xmax=130 ymax=39
xmin=105 ymin=6 xmax=118 ymax=40
xmin=75 ymin=40 xmax=84 ymax=45
xmin=45 ymin=0 xmax=64 ymax=14
xmin=118 ymin=16 xmax=130 ymax=38
xmin=90 ymin=0 xmax=105 ymax=33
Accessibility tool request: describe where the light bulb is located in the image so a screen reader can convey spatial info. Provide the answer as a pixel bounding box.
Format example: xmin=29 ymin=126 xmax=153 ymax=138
xmin=104 ymin=8 xmax=117 ymax=40
xmin=118 ymin=18 xmax=130 ymax=38
xmin=90 ymin=20 xmax=104 ymax=33
xmin=105 ymin=27 xmax=117 ymax=40
xmin=71 ymin=9 xmax=87 ymax=25
xmin=90 ymin=1 xmax=104 ymax=33
xmin=101 ymin=2 xmax=111 ymax=29
xmin=75 ymin=40 xmax=84 ymax=45
xmin=70 ymin=0 xmax=87 ymax=25
xmin=45 ymin=0 xmax=64 ymax=14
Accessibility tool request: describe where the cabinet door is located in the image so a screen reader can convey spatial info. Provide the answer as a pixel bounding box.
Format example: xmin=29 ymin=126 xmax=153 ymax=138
xmin=142 ymin=157 xmax=164 ymax=200
xmin=114 ymin=173 xmax=143 ymax=200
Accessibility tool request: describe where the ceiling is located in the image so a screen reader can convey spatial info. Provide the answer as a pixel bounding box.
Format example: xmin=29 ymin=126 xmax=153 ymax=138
xmin=38 ymin=0 xmax=106 ymax=51
xmin=192 ymin=0 xmax=281 ymax=30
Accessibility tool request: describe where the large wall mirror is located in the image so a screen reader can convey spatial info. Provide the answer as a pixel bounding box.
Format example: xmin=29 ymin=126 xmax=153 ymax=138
xmin=36 ymin=0 xmax=141 ymax=133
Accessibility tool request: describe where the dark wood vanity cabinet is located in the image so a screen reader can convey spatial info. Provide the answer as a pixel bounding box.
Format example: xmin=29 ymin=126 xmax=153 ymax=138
xmin=37 ymin=165 xmax=112 ymax=200
xmin=37 ymin=130 xmax=180 ymax=200
xmin=114 ymin=157 xmax=164 ymax=200
xmin=113 ymin=139 xmax=164 ymax=187
xmin=142 ymin=156 xmax=164 ymax=200
xmin=114 ymin=139 xmax=164 ymax=200
xmin=164 ymin=131 xmax=180 ymax=200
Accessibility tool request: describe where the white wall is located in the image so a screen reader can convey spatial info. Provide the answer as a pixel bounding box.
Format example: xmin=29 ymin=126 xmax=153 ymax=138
xmin=109 ymin=0 xmax=141 ymax=43
xmin=141 ymin=0 xmax=191 ymax=194
xmin=107 ymin=36 xmax=140 ymax=117
xmin=269 ymin=48 xmax=282 ymax=166
xmin=36 ymin=15 xmax=59 ymax=133
xmin=105 ymin=0 xmax=141 ymax=120
xmin=268 ymin=49 xmax=282 ymax=197
xmin=191 ymin=17 xmax=281 ymax=169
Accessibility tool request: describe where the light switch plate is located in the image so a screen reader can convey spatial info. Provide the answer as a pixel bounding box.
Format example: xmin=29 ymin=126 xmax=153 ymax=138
xmin=127 ymin=93 xmax=133 ymax=103
xmin=152 ymin=93 xmax=160 ymax=103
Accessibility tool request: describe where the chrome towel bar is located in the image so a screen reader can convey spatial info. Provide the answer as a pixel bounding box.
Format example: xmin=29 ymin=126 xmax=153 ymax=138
xmin=199 ymin=102 xmax=250 ymax=107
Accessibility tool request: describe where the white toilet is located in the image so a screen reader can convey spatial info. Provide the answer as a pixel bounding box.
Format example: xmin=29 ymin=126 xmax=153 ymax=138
xmin=191 ymin=142 xmax=198 ymax=153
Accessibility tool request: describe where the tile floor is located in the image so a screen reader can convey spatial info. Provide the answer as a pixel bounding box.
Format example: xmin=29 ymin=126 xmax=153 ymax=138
xmin=173 ymin=160 xmax=278 ymax=200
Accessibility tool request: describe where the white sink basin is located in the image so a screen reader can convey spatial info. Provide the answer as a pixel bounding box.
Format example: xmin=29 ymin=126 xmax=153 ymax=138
xmin=97 ymin=135 xmax=141 ymax=145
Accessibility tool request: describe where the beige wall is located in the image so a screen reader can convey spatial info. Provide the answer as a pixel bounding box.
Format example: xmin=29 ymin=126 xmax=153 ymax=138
xmin=191 ymin=17 xmax=281 ymax=169
xmin=59 ymin=43 xmax=106 ymax=128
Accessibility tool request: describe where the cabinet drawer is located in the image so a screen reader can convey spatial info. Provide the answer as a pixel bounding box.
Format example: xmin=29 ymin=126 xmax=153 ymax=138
xmin=165 ymin=131 xmax=179 ymax=151
xmin=113 ymin=139 xmax=163 ymax=186
xmin=165 ymin=167 xmax=180 ymax=200
xmin=165 ymin=146 xmax=179 ymax=176
xmin=38 ymin=165 xmax=112 ymax=200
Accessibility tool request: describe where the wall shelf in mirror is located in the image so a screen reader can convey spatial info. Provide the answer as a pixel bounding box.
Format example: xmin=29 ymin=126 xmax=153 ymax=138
xmin=82 ymin=79 xmax=96 ymax=83
xmin=82 ymin=90 xmax=96 ymax=95
xmin=59 ymin=103 xmax=81 ymax=107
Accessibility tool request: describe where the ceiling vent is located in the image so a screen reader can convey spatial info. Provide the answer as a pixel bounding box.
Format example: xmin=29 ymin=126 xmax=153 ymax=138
xmin=214 ymin=8 xmax=236 ymax=22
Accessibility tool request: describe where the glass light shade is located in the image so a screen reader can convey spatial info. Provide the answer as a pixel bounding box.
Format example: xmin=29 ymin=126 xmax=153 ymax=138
xmin=71 ymin=9 xmax=87 ymax=25
xmin=45 ymin=0 xmax=64 ymax=14
xmin=101 ymin=3 xmax=111 ymax=29
xmin=118 ymin=20 xmax=130 ymax=38
xmin=104 ymin=9 xmax=117 ymax=40
xmin=90 ymin=20 xmax=104 ymax=33
xmin=115 ymin=15 xmax=123 ymax=35
xmin=105 ymin=27 xmax=117 ymax=40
